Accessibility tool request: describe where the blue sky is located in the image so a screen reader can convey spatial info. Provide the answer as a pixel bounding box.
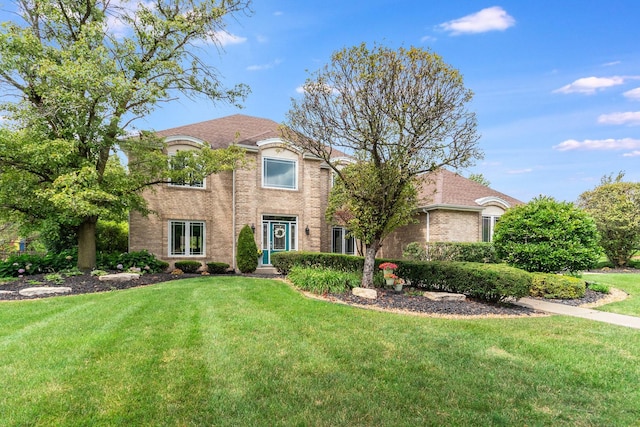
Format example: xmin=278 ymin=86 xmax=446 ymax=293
xmin=3 ymin=1 xmax=640 ymax=202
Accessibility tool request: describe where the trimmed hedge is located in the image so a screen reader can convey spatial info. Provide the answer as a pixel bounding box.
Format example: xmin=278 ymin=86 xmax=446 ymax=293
xmin=271 ymin=251 xmax=366 ymax=275
xmin=272 ymin=252 xmax=532 ymax=302
xmin=403 ymin=242 xmax=499 ymax=263
xmin=207 ymin=262 xmax=230 ymax=274
xmin=174 ymin=260 xmax=202 ymax=274
xmin=530 ymin=273 xmax=586 ymax=299
xmin=397 ymin=261 xmax=531 ymax=302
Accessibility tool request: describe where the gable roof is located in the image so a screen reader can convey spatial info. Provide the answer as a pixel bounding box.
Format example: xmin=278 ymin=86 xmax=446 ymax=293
xmin=156 ymin=114 xmax=281 ymax=149
xmin=418 ymin=169 xmax=522 ymax=211
xmin=155 ymin=114 xmax=349 ymax=159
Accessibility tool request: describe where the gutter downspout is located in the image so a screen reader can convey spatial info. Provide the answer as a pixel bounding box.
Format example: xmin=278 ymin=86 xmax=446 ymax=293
xmin=232 ymin=168 xmax=236 ymax=271
xmin=426 ymin=211 xmax=430 ymax=242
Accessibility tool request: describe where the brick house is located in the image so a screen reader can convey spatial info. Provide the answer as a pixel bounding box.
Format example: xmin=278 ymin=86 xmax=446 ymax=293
xmin=378 ymin=169 xmax=523 ymax=259
xmin=129 ymin=114 xmax=522 ymax=268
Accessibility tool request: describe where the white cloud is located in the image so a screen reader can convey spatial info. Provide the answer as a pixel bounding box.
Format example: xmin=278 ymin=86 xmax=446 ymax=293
xmin=553 ymin=76 xmax=626 ymax=94
xmin=624 ymin=87 xmax=640 ymax=100
xmin=602 ymin=61 xmax=621 ymax=67
xmin=506 ymin=168 xmax=533 ymax=174
xmin=247 ymin=59 xmax=282 ymax=71
xmin=623 ymin=151 xmax=640 ymax=157
xmin=212 ymin=30 xmax=247 ymax=46
xmin=597 ymin=111 xmax=640 ymax=126
xmin=553 ymin=137 xmax=640 ymax=152
xmin=439 ymin=6 xmax=515 ymax=35
xmin=273 ymin=11 xmax=283 ymax=16
xmin=420 ymin=35 xmax=437 ymax=43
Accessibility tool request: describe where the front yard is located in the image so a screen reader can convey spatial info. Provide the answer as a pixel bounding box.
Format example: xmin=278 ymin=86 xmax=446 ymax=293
xmin=0 ymin=275 xmax=639 ymax=426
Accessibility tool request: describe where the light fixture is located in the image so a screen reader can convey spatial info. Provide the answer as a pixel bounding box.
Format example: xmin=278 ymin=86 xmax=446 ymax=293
xmin=305 ymin=225 xmax=310 ymax=235
xmin=250 ymin=223 xmax=255 ymax=234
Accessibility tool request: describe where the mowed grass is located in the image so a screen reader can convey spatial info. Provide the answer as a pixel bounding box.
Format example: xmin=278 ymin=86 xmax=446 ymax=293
xmin=1 ymin=277 xmax=639 ymax=426
xmin=583 ymin=272 xmax=640 ymax=316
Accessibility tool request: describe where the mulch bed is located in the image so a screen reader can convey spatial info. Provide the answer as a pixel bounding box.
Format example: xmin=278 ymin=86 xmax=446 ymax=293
xmin=0 ymin=271 xmax=612 ymax=318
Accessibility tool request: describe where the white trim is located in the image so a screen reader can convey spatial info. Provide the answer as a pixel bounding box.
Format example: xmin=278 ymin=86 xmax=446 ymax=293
xmin=262 ymin=156 xmax=298 ymax=190
xmin=475 ymin=196 xmax=511 ymax=208
xmin=421 ymin=204 xmax=483 ymax=212
xmin=168 ymin=220 xmax=206 ymax=257
xmin=165 ymin=135 xmax=208 ymax=146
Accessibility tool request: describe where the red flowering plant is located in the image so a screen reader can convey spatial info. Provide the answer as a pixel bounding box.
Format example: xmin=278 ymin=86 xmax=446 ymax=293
xmin=379 ymin=262 xmax=399 ymax=279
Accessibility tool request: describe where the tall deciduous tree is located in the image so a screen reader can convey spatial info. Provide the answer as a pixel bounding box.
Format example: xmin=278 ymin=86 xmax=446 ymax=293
xmin=578 ymin=173 xmax=640 ymax=267
xmin=283 ymin=43 xmax=482 ymax=288
xmin=0 ymin=0 xmax=251 ymax=269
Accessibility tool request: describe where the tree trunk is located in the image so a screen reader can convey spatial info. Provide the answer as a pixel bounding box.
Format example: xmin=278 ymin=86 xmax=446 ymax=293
xmin=77 ymin=216 xmax=98 ymax=271
xmin=361 ymin=239 xmax=382 ymax=288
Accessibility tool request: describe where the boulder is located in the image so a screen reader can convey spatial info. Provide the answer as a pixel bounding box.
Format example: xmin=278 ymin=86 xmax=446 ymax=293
xmin=19 ymin=287 xmax=72 ymax=297
xmin=0 ymin=290 xmax=17 ymax=295
xmin=352 ymin=287 xmax=378 ymax=299
xmin=424 ymin=291 xmax=466 ymax=302
xmin=98 ymin=273 xmax=141 ymax=282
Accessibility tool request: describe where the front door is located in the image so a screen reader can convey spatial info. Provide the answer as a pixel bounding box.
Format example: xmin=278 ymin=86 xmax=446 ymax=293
xmin=261 ymin=216 xmax=297 ymax=265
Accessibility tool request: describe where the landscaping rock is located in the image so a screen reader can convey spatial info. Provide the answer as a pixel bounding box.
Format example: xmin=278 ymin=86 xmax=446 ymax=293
xmin=424 ymin=291 xmax=466 ymax=302
xmin=352 ymin=287 xmax=377 ymax=299
xmin=98 ymin=273 xmax=141 ymax=282
xmin=0 ymin=290 xmax=17 ymax=295
xmin=19 ymin=287 xmax=72 ymax=297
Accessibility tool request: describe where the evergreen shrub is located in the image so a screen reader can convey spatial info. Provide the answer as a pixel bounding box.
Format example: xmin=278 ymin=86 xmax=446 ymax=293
xmin=530 ymin=273 xmax=586 ymax=299
xmin=237 ymin=225 xmax=258 ymax=273
xmin=174 ymin=260 xmax=202 ymax=274
xmin=207 ymin=262 xmax=230 ymax=274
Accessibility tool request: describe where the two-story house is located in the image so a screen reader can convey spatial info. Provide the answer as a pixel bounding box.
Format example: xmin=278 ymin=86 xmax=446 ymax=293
xmin=129 ymin=114 xmax=522 ymax=269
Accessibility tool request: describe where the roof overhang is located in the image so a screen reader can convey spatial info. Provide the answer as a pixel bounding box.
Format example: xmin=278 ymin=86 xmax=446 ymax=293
xmin=419 ymin=204 xmax=484 ymax=213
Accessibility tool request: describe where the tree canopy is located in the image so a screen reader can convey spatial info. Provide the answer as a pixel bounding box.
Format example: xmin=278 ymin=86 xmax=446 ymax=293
xmin=283 ymin=43 xmax=482 ymax=287
xmin=578 ymin=172 xmax=640 ymax=267
xmin=0 ymin=0 xmax=251 ymax=269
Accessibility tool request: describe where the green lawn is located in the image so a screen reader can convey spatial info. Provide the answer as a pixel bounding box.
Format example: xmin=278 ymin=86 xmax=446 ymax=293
xmin=1 ymin=276 xmax=639 ymax=426
xmin=583 ymin=272 xmax=640 ymax=316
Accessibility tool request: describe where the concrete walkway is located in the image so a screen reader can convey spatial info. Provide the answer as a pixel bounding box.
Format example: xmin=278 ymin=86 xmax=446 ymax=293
xmin=515 ymin=297 xmax=640 ymax=329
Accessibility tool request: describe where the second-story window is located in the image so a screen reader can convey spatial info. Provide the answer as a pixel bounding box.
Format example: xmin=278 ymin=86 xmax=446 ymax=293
xmin=263 ymin=157 xmax=297 ymax=190
xmin=169 ymin=153 xmax=204 ymax=188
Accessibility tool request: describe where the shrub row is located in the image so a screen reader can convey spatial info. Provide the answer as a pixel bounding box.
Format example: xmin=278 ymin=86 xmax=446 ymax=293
xmin=97 ymin=250 xmax=169 ymax=273
xmin=0 ymin=249 xmax=77 ymax=277
xmin=272 ymin=252 xmax=531 ymax=302
xmin=530 ymin=273 xmax=586 ymax=299
xmin=403 ymin=242 xmax=499 ymax=263
xmin=0 ymin=250 xmax=171 ymax=278
xmin=397 ymin=261 xmax=531 ymax=302
xmin=271 ymin=251 xmax=366 ymax=275
xmin=287 ymin=266 xmax=362 ymax=294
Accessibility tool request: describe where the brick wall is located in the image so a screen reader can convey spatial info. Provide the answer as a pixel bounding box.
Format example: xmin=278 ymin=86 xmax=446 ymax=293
xmin=129 ymin=143 xmax=330 ymax=268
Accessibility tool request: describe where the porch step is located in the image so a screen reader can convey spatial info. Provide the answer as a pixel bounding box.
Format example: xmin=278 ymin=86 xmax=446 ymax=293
xmin=254 ymin=266 xmax=280 ymax=275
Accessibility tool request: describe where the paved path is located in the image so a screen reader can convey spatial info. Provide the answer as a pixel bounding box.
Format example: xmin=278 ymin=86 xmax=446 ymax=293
xmin=515 ymin=297 xmax=640 ymax=329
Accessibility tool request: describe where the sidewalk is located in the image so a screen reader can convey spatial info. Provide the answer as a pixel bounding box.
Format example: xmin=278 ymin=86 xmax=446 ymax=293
xmin=515 ymin=297 xmax=640 ymax=329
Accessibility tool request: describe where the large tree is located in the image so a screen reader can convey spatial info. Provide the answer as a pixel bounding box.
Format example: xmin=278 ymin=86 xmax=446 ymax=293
xmin=578 ymin=172 xmax=640 ymax=267
xmin=283 ymin=43 xmax=482 ymax=288
xmin=0 ymin=0 xmax=251 ymax=269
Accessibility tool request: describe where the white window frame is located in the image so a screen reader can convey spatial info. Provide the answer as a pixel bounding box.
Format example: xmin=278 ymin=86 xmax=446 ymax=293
xmin=482 ymin=215 xmax=500 ymax=242
xmin=168 ymin=220 xmax=206 ymax=257
xmin=332 ymin=227 xmax=355 ymax=255
xmin=262 ymin=157 xmax=298 ymax=190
